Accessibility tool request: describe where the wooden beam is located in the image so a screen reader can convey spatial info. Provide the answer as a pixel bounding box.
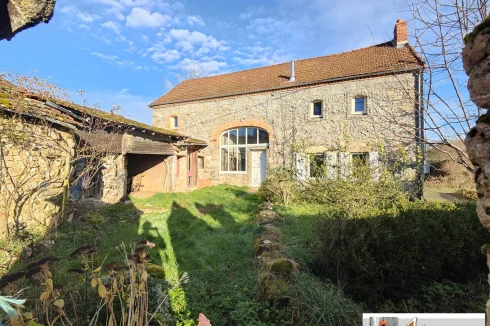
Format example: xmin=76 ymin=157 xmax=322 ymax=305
xmin=122 ymin=133 xmax=175 ymax=155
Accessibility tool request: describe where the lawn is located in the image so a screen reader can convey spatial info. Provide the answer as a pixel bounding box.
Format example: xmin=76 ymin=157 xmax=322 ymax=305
xmin=5 ymin=185 xmax=268 ymax=325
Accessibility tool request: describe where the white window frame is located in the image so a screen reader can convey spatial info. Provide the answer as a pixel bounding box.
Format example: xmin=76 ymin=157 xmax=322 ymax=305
xmin=310 ymin=101 xmax=323 ymax=118
xmin=352 ymin=96 xmax=367 ymax=115
xmin=220 ymin=127 xmax=269 ymax=174
xmin=171 ymin=116 xmax=179 ymax=129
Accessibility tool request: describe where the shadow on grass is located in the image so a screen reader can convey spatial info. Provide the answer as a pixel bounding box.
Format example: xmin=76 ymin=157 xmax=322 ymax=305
xmin=0 ymin=186 xmax=264 ymax=325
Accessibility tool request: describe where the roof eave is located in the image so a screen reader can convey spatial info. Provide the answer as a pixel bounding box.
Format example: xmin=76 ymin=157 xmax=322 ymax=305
xmin=150 ymin=66 xmax=424 ymax=108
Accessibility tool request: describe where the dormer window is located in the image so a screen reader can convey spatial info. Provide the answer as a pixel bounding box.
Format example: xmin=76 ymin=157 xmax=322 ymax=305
xmin=353 ymin=96 xmax=366 ymax=114
xmin=171 ymin=116 xmax=178 ymax=129
xmin=311 ymin=101 xmax=323 ymax=117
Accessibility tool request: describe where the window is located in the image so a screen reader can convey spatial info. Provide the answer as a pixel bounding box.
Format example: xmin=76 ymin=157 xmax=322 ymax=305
xmin=171 ymin=116 xmax=179 ymax=129
xmin=353 ymin=96 xmax=366 ymax=114
xmin=199 ymin=157 xmax=204 ymax=169
xmin=311 ymin=101 xmax=323 ymax=117
xmin=220 ymin=127 xmax=269 ymax=172
xmin=351 ymin=153 xmax=369 ymax=169
xmin=310 ymin=154 xmax=326 ymax=177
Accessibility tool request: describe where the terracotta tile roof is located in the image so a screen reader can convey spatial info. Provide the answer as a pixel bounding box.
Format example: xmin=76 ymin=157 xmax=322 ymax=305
xmin=150 ymin=42 xmax=424 ymax=107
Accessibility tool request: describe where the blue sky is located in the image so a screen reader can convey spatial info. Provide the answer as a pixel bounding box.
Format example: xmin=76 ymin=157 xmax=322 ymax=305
xmin=0 ymin=0 xmax=407 ymax=125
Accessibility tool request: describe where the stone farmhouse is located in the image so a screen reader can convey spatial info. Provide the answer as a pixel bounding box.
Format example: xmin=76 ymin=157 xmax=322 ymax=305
xmin=150 ymin=20 xmax=425 ymax=188
xmin=0 ymin=79 xmax=205 ymax=236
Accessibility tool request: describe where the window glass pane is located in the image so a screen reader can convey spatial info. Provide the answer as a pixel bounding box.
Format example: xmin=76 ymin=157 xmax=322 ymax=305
xmin=313 ymin=102 xmax=322 ymax=116
xmin=355 ymin=97 xmax=365 ymax=112
xmin=221 ymin=148 xmax=229 ymax=171
xmin=258 ymin=129 xmax=269 ymax=144
xmin=229 ymin=129 xmax=238 ymax=145
xmin=174 ymin=117 xmax=179 ymax=128
xmin=221 ymin=131 xmax=229 ymax=145
xmin=229 ymin=147 xmax=238 ymax=171
xmin=247 ymin=128 xmax=258 ymax=144
xmin=238 ymin=148 xmax=246 ymax=171
xmin=238 ymin=128 xmax=247 ymax=144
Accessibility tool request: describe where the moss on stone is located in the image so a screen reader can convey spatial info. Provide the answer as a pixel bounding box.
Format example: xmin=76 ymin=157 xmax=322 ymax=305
xmin=269 ymin=258 xmax=294 ymax=275
xmin=0 ymin=93 xmax=11 ymax=108
xmin=147 ymin=263 xmax=166 ymax=279
xmin=257 ymin=270 xmax=291 ymax=301
xmin=464 ymin=16 xmax=490 ymax=44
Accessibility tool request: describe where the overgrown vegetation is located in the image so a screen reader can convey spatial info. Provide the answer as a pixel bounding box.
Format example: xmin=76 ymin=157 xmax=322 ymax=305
xmin=262 ymin=153 xmax=488 ymax=315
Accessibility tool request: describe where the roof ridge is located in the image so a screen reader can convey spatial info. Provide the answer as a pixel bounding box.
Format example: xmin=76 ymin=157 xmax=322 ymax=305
xmin=178 ymin=41 xmax=394 ymax=84
xmin=151 ymin=40 xmax=423 ymax=107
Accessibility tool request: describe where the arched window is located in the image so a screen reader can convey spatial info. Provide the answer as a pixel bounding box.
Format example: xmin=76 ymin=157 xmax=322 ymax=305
xmin=220 ymin=127 xmax=269 ymax=172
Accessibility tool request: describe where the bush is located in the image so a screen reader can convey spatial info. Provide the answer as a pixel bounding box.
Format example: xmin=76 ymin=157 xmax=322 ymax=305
xmin=311 ymin=201 xmax=489 ymax=311
xmin=301 ymin=164 xmax=409 ymax=218
xmin=258 ymin=168 xmax=297 ymax=204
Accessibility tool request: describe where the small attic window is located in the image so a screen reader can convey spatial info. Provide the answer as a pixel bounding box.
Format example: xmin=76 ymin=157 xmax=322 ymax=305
xmin=311 ymin=101 xmax=323 ymax=117
xmin=171 ymin=116 xmax=178 ymax=129
xmin=353 ymin=96 xmax=366 ymax=114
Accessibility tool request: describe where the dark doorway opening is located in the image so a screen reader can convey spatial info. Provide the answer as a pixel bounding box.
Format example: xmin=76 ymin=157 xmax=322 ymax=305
xmin=126 ymin=154 xmax=169 ymax=194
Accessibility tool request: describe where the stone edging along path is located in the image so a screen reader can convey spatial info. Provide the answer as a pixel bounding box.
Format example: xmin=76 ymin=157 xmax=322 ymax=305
xmin=254 ymin=202 xmax=299 ymax=302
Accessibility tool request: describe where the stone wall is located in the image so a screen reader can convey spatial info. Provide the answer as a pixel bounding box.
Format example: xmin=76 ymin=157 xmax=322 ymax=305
xmin=100 ymin=154 xmax=127 ymax=204
xmin=153 ymin=73 xmax=418 ymax=187
xmin=0 ymin=116 xmax=74 ymax=236
xmin=1 ymin=0 xmax=56 ymax=41
xmin=462 ymin=18 xmax=490 ymax=325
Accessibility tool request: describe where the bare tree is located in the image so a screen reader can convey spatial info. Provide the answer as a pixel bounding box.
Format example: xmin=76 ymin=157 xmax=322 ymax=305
xmin=406 ymin=0 xmax=488 ymax=172
xmin=163 ymin=63 xmax=208 ymax=92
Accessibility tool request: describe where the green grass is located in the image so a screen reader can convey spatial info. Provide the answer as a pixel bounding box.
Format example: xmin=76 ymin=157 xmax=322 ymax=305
xmin=8 ymin=185 xmax=267 ymax=325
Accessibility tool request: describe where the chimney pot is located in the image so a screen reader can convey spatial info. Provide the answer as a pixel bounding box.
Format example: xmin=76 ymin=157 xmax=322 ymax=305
xmin=289 ymin=60 xmax=296 ymax=82
xmin=394 ymin=19 xmax=408 ymax=48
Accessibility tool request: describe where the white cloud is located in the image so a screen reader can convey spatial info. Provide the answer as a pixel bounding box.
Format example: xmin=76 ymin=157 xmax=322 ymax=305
xmin=77 ymin=11 xmax=101 ymax=23
xmin=152 ymin=49 xmax=180 ymax=63
xmin=89 ymin=51 xmax=148 ymax=71
xmin=175 ymin=58 xmax=227 ymax=74
xmin=169 ymin=29 xmax=227 ymax=52
xmin=60 ymin=5 xmax=101 ymax=24
xmin=91 ymin=52 xmax=119 ymax=61
xmin=126 ymin=7 xmax=169 ymax=28
xmin=187 ymin=15 xmax=205 ymax=26
xmin=239 ymin=5 xmax=266 ymax=20
xmin=101 ymin=21 xmax=121 ymax=34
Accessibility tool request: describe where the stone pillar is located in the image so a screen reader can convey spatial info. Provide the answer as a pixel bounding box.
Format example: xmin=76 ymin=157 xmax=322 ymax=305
xmin=100 ymin=154 xmax=127 ymax=204
xmin=463 ymin=17 xmax=490 ymax=325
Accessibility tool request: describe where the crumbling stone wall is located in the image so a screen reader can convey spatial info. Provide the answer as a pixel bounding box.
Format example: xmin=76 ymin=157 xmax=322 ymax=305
xmin=463 ymin=17 xmax=490 ymax=323
xmin=100 ymin=154 xmax=127 ymax=204
xmin=153 ymin=73 xmax=418 ymax=187
xmin=0 ymin=116 xmax=74 ymax=236
xmin=1 ymin=0 xmax=56 ymax=41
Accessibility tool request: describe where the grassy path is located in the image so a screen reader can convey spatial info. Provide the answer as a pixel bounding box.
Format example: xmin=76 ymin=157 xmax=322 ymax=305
xmin=41 ymin=185 xmax=261 ymax=325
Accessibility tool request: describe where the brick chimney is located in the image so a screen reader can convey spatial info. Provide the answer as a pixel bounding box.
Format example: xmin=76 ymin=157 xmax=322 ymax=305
xmin=394 ymin=19 xmax=408 ymax=48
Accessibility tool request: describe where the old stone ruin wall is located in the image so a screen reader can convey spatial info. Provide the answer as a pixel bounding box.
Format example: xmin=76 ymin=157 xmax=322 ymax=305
xmin=463 ymin=18 xmax=490 ymax=324
xmin=0 ymin=116 xmax=74 ymax=237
